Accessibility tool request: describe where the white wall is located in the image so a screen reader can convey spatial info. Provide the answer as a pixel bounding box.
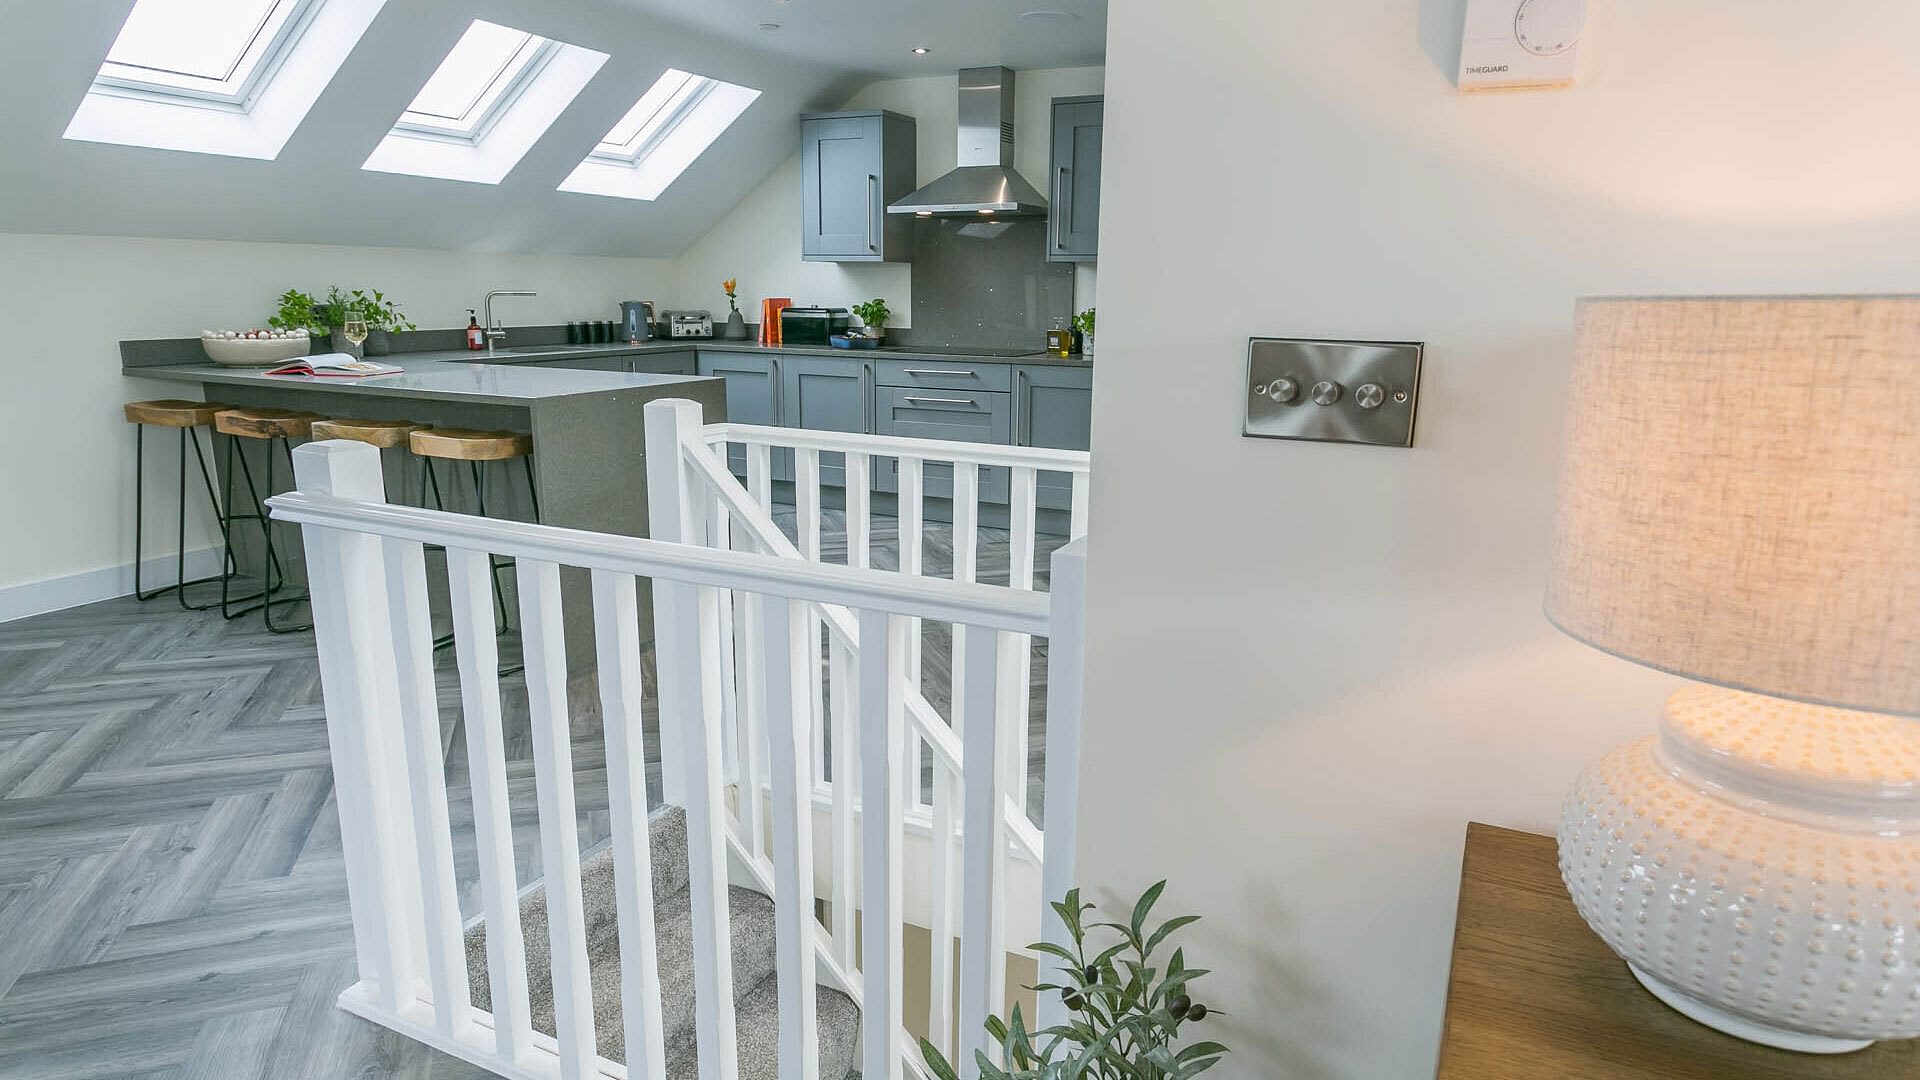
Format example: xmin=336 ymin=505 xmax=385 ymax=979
xmin=1078 ymin=2 xmax=1920 ymax=1077
xmin=676 ymin=66 xmax=1105 ymax=327
xmin=0 ymin=233 xmax=674 ymax=617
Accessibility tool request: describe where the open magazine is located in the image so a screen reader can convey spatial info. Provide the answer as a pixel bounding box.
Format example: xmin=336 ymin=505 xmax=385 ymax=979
xmin=264 ymin=353 xmax=404 ymax=378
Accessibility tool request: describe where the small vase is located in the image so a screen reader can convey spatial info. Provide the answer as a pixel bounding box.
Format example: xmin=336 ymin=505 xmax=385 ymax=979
xmin=723 ymin=309 xmax=749 ymax=340
xmin=328 ymin=327 xmax=364 ymax=360
xmin=364 ymin=330 xmax=391 ymax=356
xmin=1082 ymin=331 xmax=1094 ymax=358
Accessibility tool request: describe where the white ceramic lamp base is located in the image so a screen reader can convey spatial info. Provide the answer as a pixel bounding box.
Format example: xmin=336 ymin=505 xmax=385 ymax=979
xmin=1559 ymin=685 xmax=1920 ymax=1054
xmin=1627 ymin=963 xmax=1874 ymax=1054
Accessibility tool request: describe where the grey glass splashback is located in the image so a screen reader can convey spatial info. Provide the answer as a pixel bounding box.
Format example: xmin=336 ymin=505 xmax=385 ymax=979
xmin=908 ymin=218 xmax=1074 ymax=352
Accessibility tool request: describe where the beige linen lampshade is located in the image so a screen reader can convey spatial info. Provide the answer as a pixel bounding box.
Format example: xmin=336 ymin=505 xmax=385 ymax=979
xmin=1546 ymin=295 xmax=1920 ymax=718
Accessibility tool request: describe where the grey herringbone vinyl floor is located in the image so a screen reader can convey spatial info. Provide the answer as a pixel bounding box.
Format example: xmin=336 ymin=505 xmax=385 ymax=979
xmin=0 ymin=511 xmax=1063 ymax=1080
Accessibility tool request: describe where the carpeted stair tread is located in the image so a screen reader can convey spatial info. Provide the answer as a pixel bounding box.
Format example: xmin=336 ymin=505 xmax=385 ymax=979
xmin=464 ymin=804 xmax=861 ymax=1078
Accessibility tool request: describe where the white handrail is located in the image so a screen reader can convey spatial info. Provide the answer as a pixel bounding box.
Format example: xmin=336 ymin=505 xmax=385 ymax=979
xmin=266 ymin=493 xmax=1051 ymax=636
xmin=704 ymin=422 xmax=1092 ymax=475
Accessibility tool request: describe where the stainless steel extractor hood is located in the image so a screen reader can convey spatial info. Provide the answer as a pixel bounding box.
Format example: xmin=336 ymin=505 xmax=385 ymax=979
xmin=888 ymin=67 xmax=1049 ymax=218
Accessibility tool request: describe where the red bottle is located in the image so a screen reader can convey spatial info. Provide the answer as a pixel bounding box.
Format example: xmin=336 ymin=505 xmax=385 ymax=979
xmin=466 ymin=310 xmax=485 ymax=351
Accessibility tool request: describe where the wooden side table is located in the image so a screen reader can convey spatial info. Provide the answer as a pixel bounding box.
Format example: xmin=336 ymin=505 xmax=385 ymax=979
xmin=1436 ymin=824 xmax=1920 ymax=1079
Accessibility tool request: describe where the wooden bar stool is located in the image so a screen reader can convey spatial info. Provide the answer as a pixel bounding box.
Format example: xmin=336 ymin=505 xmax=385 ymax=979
xmin=409 ymin=428 xmax=537 ymax=640
xmin=310 ymin=419 xmax=422 ymax=502
xmin=124 ymin=399 xmax=232 ymax=609
xmin=213 ymin=407 xmax=322 ymax=633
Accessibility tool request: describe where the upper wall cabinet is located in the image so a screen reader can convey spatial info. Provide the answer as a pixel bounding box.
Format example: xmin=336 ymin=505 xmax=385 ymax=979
xmin=801 ymin=111 xmax=917 ymax=263
xmin=1048 ymin=96 xmax=1104 ymax=263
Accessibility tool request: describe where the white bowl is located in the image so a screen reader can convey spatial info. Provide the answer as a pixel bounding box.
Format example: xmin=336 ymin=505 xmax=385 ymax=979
xmin=202 ymin=335 xmax=312 ymax=367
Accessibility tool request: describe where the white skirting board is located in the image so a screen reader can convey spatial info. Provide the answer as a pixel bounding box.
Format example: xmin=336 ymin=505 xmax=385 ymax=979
xmin=0 ymin=546 xmax=226 ymax=624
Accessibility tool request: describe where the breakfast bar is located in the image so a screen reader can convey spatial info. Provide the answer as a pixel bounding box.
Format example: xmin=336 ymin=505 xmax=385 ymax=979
xmin=125 ymin=348 xmax=728 ymax=670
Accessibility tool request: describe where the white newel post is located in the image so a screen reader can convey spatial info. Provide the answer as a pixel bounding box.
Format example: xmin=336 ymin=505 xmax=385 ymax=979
xmin=284 ymin=440 xmax=425 ymax=1013
xmin=1036 ymin=538 xmax=1089 ymax=1033
xmin=644 ymin=398 xmax=705 ymax=808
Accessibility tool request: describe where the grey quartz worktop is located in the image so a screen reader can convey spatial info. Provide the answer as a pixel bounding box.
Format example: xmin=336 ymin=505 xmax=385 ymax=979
xmin=129 ymin=355 xmax=716 ymax=406
xmin=440 ymin=340 xmax=1096 ymax=368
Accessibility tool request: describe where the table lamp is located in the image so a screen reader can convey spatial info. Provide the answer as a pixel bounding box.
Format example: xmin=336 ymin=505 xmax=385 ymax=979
xmin=1549 ymin=295 xmax=1920 ymax=1054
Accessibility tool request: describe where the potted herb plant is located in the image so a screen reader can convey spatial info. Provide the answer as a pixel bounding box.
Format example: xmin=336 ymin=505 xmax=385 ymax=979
xmin=919 ymin=881 xmax=1228 ymax=1080
xmin=268 ymin=286 xmax=415 ymax=355
xmin=348 ymin=288 xmax=416 ymax=356
xmin=1073 ymin=307 xmax=1096 ymax=358
xmin=852 ymin=298 xmax=891 ymax=342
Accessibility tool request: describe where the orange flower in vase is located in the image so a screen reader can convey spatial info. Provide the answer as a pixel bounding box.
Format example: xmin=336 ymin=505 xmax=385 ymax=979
xmin=720 ymin=278 xmax=748 ymax=340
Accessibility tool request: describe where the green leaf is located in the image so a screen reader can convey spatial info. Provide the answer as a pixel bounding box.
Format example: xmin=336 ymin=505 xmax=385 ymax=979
xmin=917 ymin=1037 xmax=963 ymax=1080
xmin=1144 ymin=914 xmax=1200 ymax=957
xmin=1130 ymin=880 xmax=1168 ymax=940
xmin=1175 ymin=1042 xmax=1230 ymax=1062
xmin=1030 ymin=941 xmax=1080 ymax=964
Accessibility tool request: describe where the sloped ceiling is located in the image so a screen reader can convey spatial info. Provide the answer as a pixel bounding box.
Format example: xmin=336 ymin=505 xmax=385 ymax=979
xmin=0 ymin=0 xmax=868 ymax=257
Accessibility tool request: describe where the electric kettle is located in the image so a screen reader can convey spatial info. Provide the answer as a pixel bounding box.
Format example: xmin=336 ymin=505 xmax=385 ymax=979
xmin=620 ymin=300 xmax=656 ymax=343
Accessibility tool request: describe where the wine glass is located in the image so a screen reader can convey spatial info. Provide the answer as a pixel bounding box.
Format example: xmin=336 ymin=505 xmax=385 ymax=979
xmin=341 ymin=314 xmax=369 ymax=358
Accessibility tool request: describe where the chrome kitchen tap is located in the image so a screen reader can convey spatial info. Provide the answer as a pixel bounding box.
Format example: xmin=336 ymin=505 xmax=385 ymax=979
xmin=482 ymin=289 xmax=538 ymax=355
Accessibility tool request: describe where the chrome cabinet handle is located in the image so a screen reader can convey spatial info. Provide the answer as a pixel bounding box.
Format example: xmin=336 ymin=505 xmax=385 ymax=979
xmin=901 ymin=368 xmax=973 ymax=377
xmin=867 ymin=175 xmax=879 ymax=252
xmin=904 ymin=396 xmax=974 ymax=406
xmin=1053 ymin=166 xmax=1070 ymax=250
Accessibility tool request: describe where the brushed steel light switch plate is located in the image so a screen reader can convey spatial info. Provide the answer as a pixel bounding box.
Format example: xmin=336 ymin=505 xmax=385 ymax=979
xmin=1243 ymin=337 xmax=1423 ymax=448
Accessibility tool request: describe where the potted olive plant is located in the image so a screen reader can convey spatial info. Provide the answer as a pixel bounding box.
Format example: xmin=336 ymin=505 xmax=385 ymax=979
xmin=853 ymin=298 xmax=892 ymax=342
xmin=919 ymin=881 xmax=1228 ymax=1080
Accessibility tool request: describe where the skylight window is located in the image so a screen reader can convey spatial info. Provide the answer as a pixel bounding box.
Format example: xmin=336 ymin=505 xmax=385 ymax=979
xmin=392 ymin=21 xmax=557 ymax=143
xmin=65 ymin=0 xmax=386 ymax=160
xmin=95 ymin=0 xmax=318 ymax=107
xmin=363 ymin=21 xmax=606 ymax=185
xmin=559 ymin=70 xmax=759 ymax=201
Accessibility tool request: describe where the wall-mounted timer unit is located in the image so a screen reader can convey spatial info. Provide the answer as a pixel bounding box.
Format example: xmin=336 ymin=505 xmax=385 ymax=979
xmin=1457 ymin=0 xmax=1586 ymax=91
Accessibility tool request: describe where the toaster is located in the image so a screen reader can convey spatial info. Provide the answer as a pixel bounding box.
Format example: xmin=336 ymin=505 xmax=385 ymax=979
xmin=664 ymin=310 xmax=714 ymax=339
xmin=780 ymin=307 xmax=851 ymax=346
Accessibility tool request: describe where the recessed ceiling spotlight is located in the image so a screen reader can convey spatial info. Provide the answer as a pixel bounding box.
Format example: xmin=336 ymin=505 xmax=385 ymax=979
xmin=916 ymin=211 xmax=933 ymax=217
xmin=911 ymin=45 xmax=932 ymax=55
xmin=1019 ymin=10 xmax=1080 ymax=22
xmin=757 ymin=21 xmax=781 ymax=30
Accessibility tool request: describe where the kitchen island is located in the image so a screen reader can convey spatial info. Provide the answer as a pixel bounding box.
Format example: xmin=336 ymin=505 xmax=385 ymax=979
xmin=126 ymin=348 xmax=728 ymax=669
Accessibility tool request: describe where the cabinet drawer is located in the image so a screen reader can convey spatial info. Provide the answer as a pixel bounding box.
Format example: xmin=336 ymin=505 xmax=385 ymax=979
xmin=874 ymin=360 xmax=1013 ymax=393
xmin=872 ymin=387 xmax=1012 ymax=504
xmin=631 ymin=351 xmax=696 ymax=376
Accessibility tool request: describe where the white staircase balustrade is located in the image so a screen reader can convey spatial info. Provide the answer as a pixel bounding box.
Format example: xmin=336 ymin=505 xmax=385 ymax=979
xmin=271 ymin=403 xmax=1090 ymax=1080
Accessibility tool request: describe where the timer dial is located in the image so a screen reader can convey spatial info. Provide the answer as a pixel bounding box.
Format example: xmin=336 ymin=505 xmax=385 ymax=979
xmin=1514 ymin=0 xmax=1586 ymax=57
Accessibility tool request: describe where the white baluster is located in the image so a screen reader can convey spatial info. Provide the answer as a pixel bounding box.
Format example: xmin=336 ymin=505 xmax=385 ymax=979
xmin=446 ymin=545 xmax=531 ymax=1059
xmin=748 ymin=441 xmax=773 ymax=517
xmin=654 ymin=572 xmax=738 ymax=1080
xmin=951 ymin=464 xmax=980 ymax=739
xmin=643 ymin=399 xmax=706 ymax=808
xmin=763 ymin=596 xmax=821 ymax=1080
xmin=845 ymin=452 xmax=870 ymax=569
xmin=591 ymin=570 xmax=669 ymax=1080
xmin=738 ymin=445 xmax=773 ymax=857
xmin=796 ymin=448 xmax=827 ymax=790
xmin=827 ymin=628 xmax=857 ymax=969
xmin=518 ymin=558 xmax=598 ymax=1079
xmin=1007 ymin=467 xmax=1038 ymax=820
xmin=382 ymin=535 xmax=470 ymax=1037
xmin=859 ymin=609 xmax=907 ymax=1080
xmin=1035 ymin=540 xmax=1088 ymax=1034
xmin=289 ymin=441 xmax=423 ymax=1016
xmin=957 ymin=624 xmax=1007 ymax=1069
xmin=1069 ymin=469 xmax=1090 ymax=541
xmin=899 ymin=458 xmax=925 ymax=811
xmin=709 ymin=491 xmax=740 ymax=796
xmin=928 ymin=755 xmax=959 ymax=1059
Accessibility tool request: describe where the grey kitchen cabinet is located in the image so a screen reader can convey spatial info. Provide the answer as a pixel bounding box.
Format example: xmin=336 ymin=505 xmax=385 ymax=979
xmin=630 ymin=350 xmax=696 ymax=376
xmin=1048 ymin=96 xmax=1104 ymax=262
xmin=698 ymin=352 xmax=780 ymax=478
xmin=874 ymin=358 xmax=1013 ymax=394
xmin=535 ymin=355 xmax=629 ymax=372
xmin=872 ymin=386 xmax=1012 ymax=505
xmin=781 ymin=356 xmax=871 ymax=488
xmin=1015 ymin=365 xmax=1094 ymax=511
xmin=801 ymin=111 xmax=917 ymax=263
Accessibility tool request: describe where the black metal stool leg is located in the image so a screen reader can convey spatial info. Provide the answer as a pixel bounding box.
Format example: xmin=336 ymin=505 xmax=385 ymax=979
xmin=220 ymin=434 xmax=278 ymax=620
xmin=470 ymin=460 xmax=513 ymax=631
xmin=177 ymin=426 xmax=235 ymax=611
xmin=258 ymin=436 xmax=312 ymax=634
